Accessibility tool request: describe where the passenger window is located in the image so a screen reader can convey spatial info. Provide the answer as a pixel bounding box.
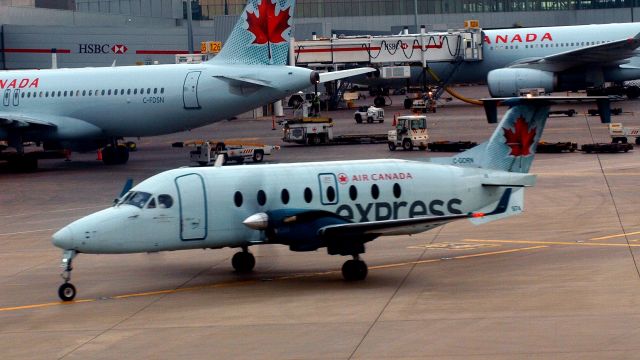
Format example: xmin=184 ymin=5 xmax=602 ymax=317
xmin=134 ymin=89 xmax=138 ymax=95
xmin=88 ymin=90 xmax=93 ymax=96
xmin=147 ymin=88 xmax=151 ymax=94
xmin=257 ymin=190 xmax=266 ymax=206
xmin=349 ymin=185 xmax=357 ymax=201
xmin=371 ymin=184 xmax=379 ymax=200
xmin=160 ymin=88 xmax=165 ymax=94
xmin=234 ymin=191 xmax=243 ymax=207
xmin=281 ymin=189 xmax=290 ymax=204
xmin=101 ymin=90 xmax=105 ymax=96
xmin=158 ymin=194 xmax=173 ymax=208
xmin=326 ymin=186 xmax=336 ymax=202
xmin=64 ymin=91 xmax=67 ymax=97
xmin=304 ymin=187 xmax=313 ymax=203
xmin=57 ymin=91 xmax=61 ymax=97
xmin=45 ymin=91 xmax=49 ymax=97
xmin=147 ymin=198 xmax=156 ymax=209
xmin=108 ymin=89 xmax=111 ymax=95
xmin=21 ymin=92 xmax=25 ymax=98
xmin=154 ymin=88 xmax=158 ymax=94
xmin=393 ymin=183 xmax=401 ymax=198
xmin=120 ymin=89 xmax=125 ymax=95
xmin=127 ymin=89 xmax=131 ymax=95
xmin=39 ymin=91 xmax=43 ymax=97
xmin=140 ymin=88 xmax=144 ymax=94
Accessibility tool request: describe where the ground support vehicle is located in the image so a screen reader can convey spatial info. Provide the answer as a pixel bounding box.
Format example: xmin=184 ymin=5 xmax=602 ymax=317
xmin=388 ymin=115 xmax=429 ymax=151
xmin=581 ymin=143 xmax=633 ymax=153
xmin=536 ymin=141 xmax=578 ymax=153
xmin=609 ymin=123 xmax=640 ymax=144
xmin=427 ymin=141 xmax=478 ymax=152
xmin=174 ymin=140 xmax=278 ymax=165
xmin=281 ymin=117 xmax=387 ymax=145
xmin=410 ymin=98 xmax=436 ymax=113
xmin=354 ymin=106 xmax=384 ymax=123
xmin=548 ymin=109 xmax=576 ymax=117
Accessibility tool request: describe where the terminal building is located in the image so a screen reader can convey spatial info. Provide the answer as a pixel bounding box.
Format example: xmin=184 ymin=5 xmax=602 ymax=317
xmin=0 ymin=0 xmax=639 ymax=69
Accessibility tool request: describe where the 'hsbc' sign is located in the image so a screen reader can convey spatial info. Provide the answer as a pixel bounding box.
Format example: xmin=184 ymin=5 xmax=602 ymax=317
xmin=78 ymin=44 xmax=128 ymax=54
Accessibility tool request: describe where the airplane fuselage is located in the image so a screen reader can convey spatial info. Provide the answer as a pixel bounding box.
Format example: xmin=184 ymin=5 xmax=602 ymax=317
xmin=0 ymin=63 xmax=313 ymax=141
xmin=53 ymin=159 xmax=516 ymax=254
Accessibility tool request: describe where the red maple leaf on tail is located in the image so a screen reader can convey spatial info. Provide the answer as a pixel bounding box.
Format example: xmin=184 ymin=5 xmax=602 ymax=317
xmin=503 ymin=116 xmax=537 ymax=157
xmin=246 ymin=0 xmax=291 ymax=45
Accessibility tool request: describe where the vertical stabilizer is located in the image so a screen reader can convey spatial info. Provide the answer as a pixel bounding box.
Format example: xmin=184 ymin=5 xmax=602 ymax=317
xmin=210 ymin=0 xmax=295 ymax=65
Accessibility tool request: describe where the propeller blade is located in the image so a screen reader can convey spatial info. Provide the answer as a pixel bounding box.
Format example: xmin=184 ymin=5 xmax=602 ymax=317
xmin=118 ymin=178 xmax=134 ymax=198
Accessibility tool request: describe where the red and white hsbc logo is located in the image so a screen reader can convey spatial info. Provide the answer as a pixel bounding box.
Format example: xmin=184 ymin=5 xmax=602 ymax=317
xmin=78 ymin=43 xmax=128 ymax=54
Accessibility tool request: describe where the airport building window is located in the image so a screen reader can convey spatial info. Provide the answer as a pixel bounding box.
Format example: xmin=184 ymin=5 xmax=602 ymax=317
xmin=326 ymin=186 xmax=336 ymax=202
xmin=234 ymin=191 xmax=243 ymax=207
xmin=393 ymin=183 xmax=401 ymax=198
xmin=304 ymin=187 xmax=313 ymax=203
xmin=281 ymin=189 xmax=290 ymax=204
xmin=158 ymin=194 xmax=173 ymax=208
xmin=371 ymin=184 xmax=379 ymax=200
xmin=349 ymin=185 xmax=357 ymax=201
xmin=257 ymin=190 xmax=267 ymax=206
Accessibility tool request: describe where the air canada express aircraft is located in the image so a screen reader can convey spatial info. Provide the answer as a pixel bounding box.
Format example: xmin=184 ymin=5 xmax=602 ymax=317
xmin=0 ymin=0 xmax=371 ymax=171
xmin=51 ymin=96 xmax=610 ymax=301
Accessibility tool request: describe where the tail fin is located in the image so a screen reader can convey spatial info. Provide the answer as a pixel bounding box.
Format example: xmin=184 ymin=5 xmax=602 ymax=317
xmin=210 ymin=0 xmax=295 ymax=65
xmin=433 ymin=98 xmax=551 ymax=173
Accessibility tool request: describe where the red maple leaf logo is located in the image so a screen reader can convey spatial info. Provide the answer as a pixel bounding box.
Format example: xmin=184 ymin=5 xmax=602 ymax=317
xmin=246 ymin=0 xmax=291 ymax=45
xmin=503 ymin=116 xmax=536 ymax=157
xmin=338 ymin=173 xmax=348 ymax=184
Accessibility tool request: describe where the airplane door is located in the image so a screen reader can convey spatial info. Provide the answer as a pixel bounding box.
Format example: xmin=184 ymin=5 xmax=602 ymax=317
xmin=3 ymin=90 xmax=10 ymax=106
xmin=318 ymin=173 xmax=339 ymax=205
xmin=12 ymin=89 xmax=19 ymax=106
xmin=175 ymin=173 xmax=208 ymax=241
xmin=183 ymin=71 xmax=201 ymax=109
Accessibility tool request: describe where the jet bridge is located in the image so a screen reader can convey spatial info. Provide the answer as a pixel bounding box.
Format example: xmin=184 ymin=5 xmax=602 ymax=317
xmin=292 ymin=27 xmax=483 ymax=67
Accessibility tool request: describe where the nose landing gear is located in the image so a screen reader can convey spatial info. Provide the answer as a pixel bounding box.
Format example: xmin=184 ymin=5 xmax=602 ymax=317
xmin=58 ymin=250 xmax=77 ymax=301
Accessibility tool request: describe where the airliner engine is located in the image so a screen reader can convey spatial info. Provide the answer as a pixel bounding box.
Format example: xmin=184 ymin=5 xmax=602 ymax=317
xmin=487 ymin=68 xmax=557 ymax=97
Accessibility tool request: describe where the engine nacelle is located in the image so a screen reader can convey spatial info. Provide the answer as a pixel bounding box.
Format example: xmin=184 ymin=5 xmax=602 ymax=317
xmin=487 ymin=68 xmax=557 ymax=97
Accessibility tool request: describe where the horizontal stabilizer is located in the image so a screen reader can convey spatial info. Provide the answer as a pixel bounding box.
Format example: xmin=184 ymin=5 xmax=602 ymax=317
xmin=213 ymin=75 xmax=273 ymax=88
xmin=318 ymin=68 xmax=376 ymax=83
xmin=482 ymin=172 xmax=536 ymax=187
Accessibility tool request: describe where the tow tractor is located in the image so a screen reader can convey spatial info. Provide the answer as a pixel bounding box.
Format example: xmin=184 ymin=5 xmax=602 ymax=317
xmin=388 ymin=115 xmax=429 ymax=151
xmin=173 ymin=140 xmax=279 ymax=165
xmin=354 ymin=106 xmax=384 ymax=123
xmin=609 ymin=123 xmax=640 ymax=144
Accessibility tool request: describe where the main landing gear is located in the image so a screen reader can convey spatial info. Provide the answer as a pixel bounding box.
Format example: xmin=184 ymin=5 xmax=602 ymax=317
xmin=341 ymin=255 xmax=368 ymax=281
xmin=101 ymin=144 xmax=130 ymax=165
xmin=232 ymin=247 xmax=255 ymax=273
xmin=58 ymin=250 xmax=77 ymax=301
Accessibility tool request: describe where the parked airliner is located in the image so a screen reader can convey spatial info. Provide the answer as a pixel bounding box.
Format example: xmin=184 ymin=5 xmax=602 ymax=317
xmin=364 ymin=22 xmax=640 ymax=102
xmin=0 ymin=0 xmax=372 ymax=171
xmin=50 ymin=96 xmax=610 ymax=301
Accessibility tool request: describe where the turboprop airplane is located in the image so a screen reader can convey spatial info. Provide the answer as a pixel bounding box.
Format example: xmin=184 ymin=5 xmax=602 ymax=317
xmin=362 ymin=22 xmax=640 ymax=103
xmin=50 ymin=96 xmax=611 ymax=301
xmin=0 ymin=0 xmax=372 ymax=171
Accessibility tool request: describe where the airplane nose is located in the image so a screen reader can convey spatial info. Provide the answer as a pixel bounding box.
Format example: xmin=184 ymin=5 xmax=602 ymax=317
xmin=52 ymin=227 xmax=74 ymax=249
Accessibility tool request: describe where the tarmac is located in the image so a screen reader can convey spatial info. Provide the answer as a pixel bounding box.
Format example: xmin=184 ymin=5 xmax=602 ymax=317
xmin=2 ymin=86 xmax=640 ymax=359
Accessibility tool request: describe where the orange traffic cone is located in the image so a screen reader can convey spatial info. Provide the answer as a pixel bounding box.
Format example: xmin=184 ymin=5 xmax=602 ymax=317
xmin=392 ymin=113 xmax=397 ymax=127
xmin=64 ymin=149 xmax=71 ymax=162
xmin=96 ymin=149 xmax=102 ymax=161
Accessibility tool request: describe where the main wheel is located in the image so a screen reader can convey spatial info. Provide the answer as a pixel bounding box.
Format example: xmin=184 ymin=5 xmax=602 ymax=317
xmin=58 ymin=283 xmax=76 ymax=301
xmin=402 ymin=139 xmax=413 ymax=151
xmin=253 ymin=150 xmax=264 ymax=162
xmin=342 ymin=259 xmax=368 ymax=281
xmin=232 ymin=251 xmax=255 ymax=273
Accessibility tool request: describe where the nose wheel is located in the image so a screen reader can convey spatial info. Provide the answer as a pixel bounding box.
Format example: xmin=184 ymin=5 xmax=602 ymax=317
xmin=58 ymin=250 xmax=77 ymax=301
xmin=342 ymin=256 xmax=368 ymax=281
xmin=232 ymin=247 xmax=255 ymax=273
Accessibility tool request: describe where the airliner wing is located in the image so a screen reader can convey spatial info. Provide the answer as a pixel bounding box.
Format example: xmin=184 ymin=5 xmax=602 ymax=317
xmin=318 ymin=213 xmax=471 ymax=237
xmin=510 ymin=33 xmax=640 ymax=72
xmin=0 ymin=112 xmax=56 ymax=128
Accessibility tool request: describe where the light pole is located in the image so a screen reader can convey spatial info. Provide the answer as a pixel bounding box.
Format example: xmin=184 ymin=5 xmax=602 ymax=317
xmin=186 ymin=0 xmax=195 ymax=54
xmin=414 ymin=0 xmax=418 ymax=33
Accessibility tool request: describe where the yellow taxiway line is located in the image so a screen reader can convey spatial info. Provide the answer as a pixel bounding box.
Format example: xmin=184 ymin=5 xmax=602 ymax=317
xmin=0 ymin=245 xmax=547 ymax=313
xmin=465 ymin=239 xmax=640 ymax=247
xmin=589 ymin=231 xmax=640 ymax=241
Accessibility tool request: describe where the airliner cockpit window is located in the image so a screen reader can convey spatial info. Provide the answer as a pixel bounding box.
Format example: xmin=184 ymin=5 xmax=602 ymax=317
xmin=158 ymin=194 xmax=173 ymax=208
xmin=122 ymin=191 xmax=152 ymax=208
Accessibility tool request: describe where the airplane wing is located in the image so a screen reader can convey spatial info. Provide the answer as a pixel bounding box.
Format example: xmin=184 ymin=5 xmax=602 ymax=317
xmin=509 ymin=33 xmax=640 ymax=72
xmin=318 ymin=68 xmax=376 ymax=83
xmin=0 ymin=112 xmax=56 ymax=128
xmin=319 ymin=188 xmax=513 ymax=238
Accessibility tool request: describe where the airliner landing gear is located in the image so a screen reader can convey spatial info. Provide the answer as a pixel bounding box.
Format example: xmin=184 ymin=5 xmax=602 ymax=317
xmin=232 ymin=247 xmax=255 ymax=273
xmin=342 ymin=255 xmax=368 ymax=281
xmin=58 ymin=250 xmax=77 ymax=301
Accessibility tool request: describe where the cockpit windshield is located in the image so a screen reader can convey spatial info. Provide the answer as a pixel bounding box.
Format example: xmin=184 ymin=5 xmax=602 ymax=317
xmin=118 ymin=191 xmax=152 ymax=208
